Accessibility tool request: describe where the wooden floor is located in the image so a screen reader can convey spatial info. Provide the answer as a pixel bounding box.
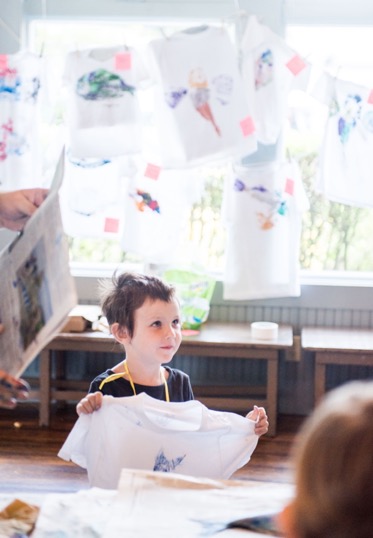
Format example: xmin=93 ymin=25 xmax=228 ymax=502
xmin=0 ymin=402 xmax=305 ymax=495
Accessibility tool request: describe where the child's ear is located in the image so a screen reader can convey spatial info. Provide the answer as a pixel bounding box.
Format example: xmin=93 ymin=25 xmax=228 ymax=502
xmin=111 ymin=323 xmax=129 ymax=343
xmin=277 ymin=502 xmax=298 ymax=538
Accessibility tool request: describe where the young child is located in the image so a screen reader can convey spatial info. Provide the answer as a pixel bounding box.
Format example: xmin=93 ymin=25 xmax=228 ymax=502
xmin=278 ymin=379 xmax=373 ymax=538
xmin=77 ymin=271 xmax=269 ymax=437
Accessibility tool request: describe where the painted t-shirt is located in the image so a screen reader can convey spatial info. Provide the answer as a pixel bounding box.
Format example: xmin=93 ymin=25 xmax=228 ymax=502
xmin=58 ymin=393 xmax=259 ymax=489
xmin=313 ymin=72 xmax=373 ymax=207
xmin=120 ymin=158 xmax=203 ymax=263
xmin=146 ymin=25 xmax=257 ymax=167
xmin=223 ymin=160 xmax=309 ymax=300
xmin=0 ymin=50 xmax=43 ymax=189
xmin=240 ymin=15 xmax=311 ymax=145
xmin=59 ymin=153 xmax=124 ymax=238
xmin=63 ymin=46 xmax=148 ymax=158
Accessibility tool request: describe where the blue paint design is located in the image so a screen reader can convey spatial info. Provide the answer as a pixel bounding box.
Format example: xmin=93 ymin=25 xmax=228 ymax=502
xmin=0 ymin=66 xmax=40 ymax=103
xmin=338 ymin=93 xmax=362 ymax=144
xmin=255 ymin=49 xmax=273 ymax=89
xmin=69 ymin=156 xmax=111 ymax=168
xmin=165 ymin=87 xmax=188 ymax=108
xmin=153 ymin=449 xmax=185 ymax=472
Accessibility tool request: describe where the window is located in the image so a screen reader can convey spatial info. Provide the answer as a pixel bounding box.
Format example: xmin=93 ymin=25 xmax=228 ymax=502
xmin=285 ymin=25 xmax=373 ymax=273
xmin=26 ymin=16 xmax=373 ymax=278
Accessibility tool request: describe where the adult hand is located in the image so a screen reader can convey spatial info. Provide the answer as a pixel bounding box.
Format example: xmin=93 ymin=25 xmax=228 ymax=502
xmin=0 ymin=369 xmax=30 ymax=409
xmin=0 ymin=324 xmax=30 ymax=408
xmin=0 ymin=188 xmax=49 ymax=231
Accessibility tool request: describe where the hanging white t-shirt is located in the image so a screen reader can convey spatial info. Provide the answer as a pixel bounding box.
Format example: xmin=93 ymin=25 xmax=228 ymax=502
xmin=240 ymin=15 xmax=311 ymax=146
xmin=59 ymin=153 xmax=125 ymax=238
xmin=0 ymin=50 xmax=43 ymax=189
xmin=223 ymin=160 xmax=309 ymax=300
xmin=63 ymin=46 xmax=148 ymax=158
xmin=146 ymin=25 xmax=257 ymax=167
xmin=120 ymin=159 xmax=203 ymax=263
xmin=59 ymin=393 xmax=259 ymax=490
xmin=313 ymin=72 xmax=373 ymax=207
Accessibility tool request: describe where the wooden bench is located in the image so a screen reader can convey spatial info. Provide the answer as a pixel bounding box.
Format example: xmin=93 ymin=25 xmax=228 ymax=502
xmin=301 ymin=326 xmax=373 ymax=405
xmin=38 ymin=322 xmax=293 ymax=436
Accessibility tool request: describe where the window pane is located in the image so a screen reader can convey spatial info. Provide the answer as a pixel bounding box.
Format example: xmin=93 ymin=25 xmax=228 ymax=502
xmin=285 ymin=25 xmax=373 ymax=272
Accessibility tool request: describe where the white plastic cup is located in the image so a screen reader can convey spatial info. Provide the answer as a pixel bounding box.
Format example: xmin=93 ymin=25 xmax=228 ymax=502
xmin=251 ymin=321 xmax=279 ymax=340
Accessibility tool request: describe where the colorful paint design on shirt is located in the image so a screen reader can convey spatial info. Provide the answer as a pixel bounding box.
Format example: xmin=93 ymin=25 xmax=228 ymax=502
xmin=189 ymin=68 xmax=221 ymax=136
xmin=0 ymin=66 xmax=40 ymax=102
xmin=163 ymin=70 xmax=234 ymax=135
xmin=165 ymin=86 xmax=188 ymax=108
xmin=255 ymin=49 xmax=273 ymax=90
xmin=0 ymin=66 xmax=20 ymax=98
xmin=76 ymin=68 xmax=136 ymax=100
xmin=69 ymin=155 xmax=112 ymax=168
xmin=153 ymin=449 xmax=185 ymax=472
xmin=337 ymin=93 xmax=362 ymax=144
xmin=130 ymin=189 xmax=160 ymax=213
xmin=234 ymin=178 xmax=287 ymax=230
xmin=0 ymin=119 xmax=28 ymax=162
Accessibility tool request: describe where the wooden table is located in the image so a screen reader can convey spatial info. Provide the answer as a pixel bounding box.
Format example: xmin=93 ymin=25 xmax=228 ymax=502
xmin=301 ymin=326 xmax=373 ymax=405
xmin=39 ymin=322 xmax=293 ymax=436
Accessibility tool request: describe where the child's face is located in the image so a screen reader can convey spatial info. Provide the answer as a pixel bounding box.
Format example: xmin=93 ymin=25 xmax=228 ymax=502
xmin=127 ymin=297 xmax=182 ymax=365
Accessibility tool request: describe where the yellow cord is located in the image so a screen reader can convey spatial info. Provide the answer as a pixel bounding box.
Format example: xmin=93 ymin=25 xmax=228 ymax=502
xmin=99 ymin=360 xmax=170 ymax=402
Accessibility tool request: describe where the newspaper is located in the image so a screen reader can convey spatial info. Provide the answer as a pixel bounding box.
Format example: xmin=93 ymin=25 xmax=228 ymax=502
xmin=31 ymin=470 xmax=293 ymax=537
xmin=0 ymin=148 xmax=77 ymax=377
xmin=103 ymin=470 xmax=293 ymax=537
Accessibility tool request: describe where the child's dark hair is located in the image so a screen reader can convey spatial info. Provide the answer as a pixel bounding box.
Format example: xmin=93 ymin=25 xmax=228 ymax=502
xmin=100 ymin=272 xmax=176 ymax=337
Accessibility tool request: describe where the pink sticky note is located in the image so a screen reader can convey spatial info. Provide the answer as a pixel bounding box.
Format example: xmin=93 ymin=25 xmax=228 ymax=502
xmin=115 ymin=52 xmax=132 ymax=71
xmin=0 ymin=55 xmax=8 ymax=69
xmin=285 ymin=177 xmax=294 ymax=196
xmin=240 ymin=116 xmax=256 ymax=137
xmin=144 ymin=163 xmax=161 ymax=180
xmin=286 ymin=55 xmax=306 ymax=76
xmin=368 ymin=90 xmax=373 ymax=105
xmin=104 ymin=217 xmax=120 ymax=233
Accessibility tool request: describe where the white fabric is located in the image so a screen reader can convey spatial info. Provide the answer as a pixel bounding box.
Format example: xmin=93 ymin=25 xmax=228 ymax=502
xmin=31 ymin=472 xmax=294 ymax=538
xmin=240 ymin=15 xmax=311 ymax=145
xmin=313 ymin=72 xmax=373 ymax=207
xmin=63 ymin=46 xmax=148 ymax=158
xmin=59 ymin=153 xmax=124 ymax=238
xmin=59 ymin=393 xmax=259 ymax=490
xmin=120 ymin=161 xmax=203 ymax=263
xmin=146 ymin=25 xmax=257 ymax=167
xmin=223 ymin=159 xmax=309 ymax=300
xmin=0 ymin=50 xmax=44 ymax=189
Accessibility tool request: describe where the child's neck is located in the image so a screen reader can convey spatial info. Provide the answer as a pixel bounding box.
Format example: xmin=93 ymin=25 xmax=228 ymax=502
xmin=122 ymin=359 xmax=164 ymax=386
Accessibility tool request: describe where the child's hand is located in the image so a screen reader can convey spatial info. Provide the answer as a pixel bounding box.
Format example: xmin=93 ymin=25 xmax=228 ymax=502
xmin=76 ymin=391 xmax=103 ymax=415
xmin=0 ymin=369 xmax=30 ymax=409
xmin=246 ymin=405 xmax=269 ymax=436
